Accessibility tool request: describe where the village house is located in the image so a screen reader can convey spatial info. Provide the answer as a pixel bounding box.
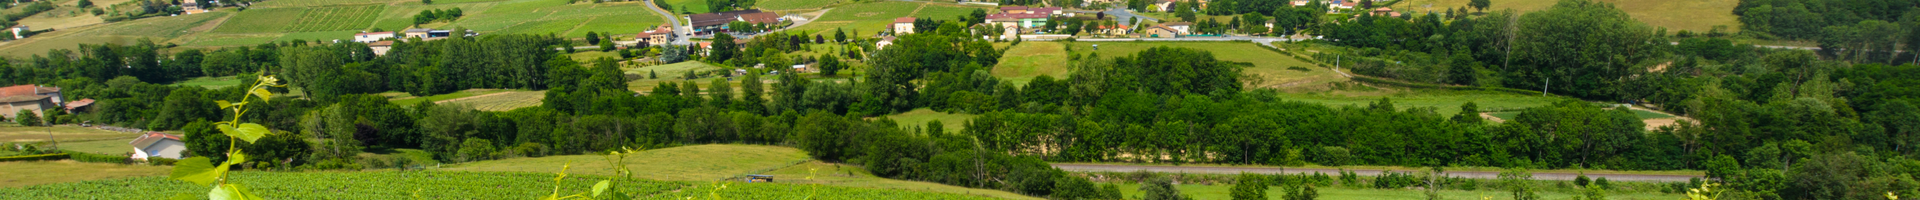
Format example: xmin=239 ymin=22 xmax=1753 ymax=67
xmin=368 ymin=41 xmax=394 ymax=56
xmin=1161 ymin=22 xmax=1192 ymax=34
xmin=984 ymin=13 xmax=1049 ymax=29
xmin=353 ymin=31 xmax=395 ymax=43
xmin=891 ymin=17 xmax=916 ymax=34
xmin=1369 ymin=7 xmax=1401 ymax=17
xmin=635 ymin=25 xmax=675 ymax=46
xmin=130 ymin=132 xmax=187 ymax=160
xmin=1096 ymin=24 xmax=1131 ymax=36
xmin=876 ymin=36 xmax=896 ymax=50
xmin=0 ymin=85 xmax=60 ymax=120
xmin=1331 ymin=0 xmax=1356 ymax=10
xmin=1140 ymin=24 xmax=1181 ymax=38
xmin=403 ymin=28 xmax=432 ymax=38
xmin=10 ymin=25 xmax=28 ymax=39
xmin=687 ymin=9 xmax=771 ymax=35
xmin=63 ymin=99 xmax=94 ymax=113
xmin=738 ymin=12 xmax=782 ymax=26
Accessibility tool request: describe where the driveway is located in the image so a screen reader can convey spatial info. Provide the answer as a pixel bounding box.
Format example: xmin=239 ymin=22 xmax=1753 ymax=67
xmin=1053 ymin=163 xmax=1699 ymax=182
xmin=642 ymin=0 xmax=692 ymax=45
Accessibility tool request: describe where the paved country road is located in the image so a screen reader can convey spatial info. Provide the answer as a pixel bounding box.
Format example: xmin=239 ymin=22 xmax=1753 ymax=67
xmin=1053 ymin=163 xmax=1700 ymax=182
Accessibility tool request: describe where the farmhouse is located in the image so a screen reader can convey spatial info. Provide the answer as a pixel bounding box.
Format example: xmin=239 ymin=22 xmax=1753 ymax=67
xmin=353 ymin=31 xmax=395 ymax=43
xmin=1291 ymin=0 xmax=1308 ymax=6
xmin=368 ymin=41 xmax=394 ymax=56
xmin=1369 ymin=7 xmax=1401 ymax=17
xmin=1331 ymin=0 xmax=1356 ymax=10
xmin=182 ymin=1 xmax=210 ymax=14
xmin=63 ymin=98 xmax=94 ymax=113
xmin=688 ymin=9 xmax=770 ymax=35
xmin=1141 ymin=24 xmax=1181 ymax=38
xmin=891 ymin=17 xmax=916 ymax=34
xmin=1161 ymin=22 xmax=1191 ymax=34
xmin=404 ymin=28 xmax=432 ymax=38
xmin=1095 ymin=24 xmax=1130 ymax=36
xmin=876 ymin=36 xmax=896 ymax=50
xmin=635 ymin=25 xmax=675 ymax=46
xmin=0 ymin=85 xmax=60 ymax=120
xmin=130 ymin=132 xmax=187 ymax=160
xmin=11 ymin=25 xmax=28 ymax=39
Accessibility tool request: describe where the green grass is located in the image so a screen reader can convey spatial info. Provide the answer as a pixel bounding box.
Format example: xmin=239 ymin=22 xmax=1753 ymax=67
xmin=1630 ymin=109 xmax=1675 ymax=119
xmin=660 ymin=0 xmax=711 ymax=14
xmin=567 ymin=13 xmax=667 ymax=38
xmin=0 ymin=161 xmax=170 ymax=188
xmin=435 ymin=90 xmax=548 ymax=111
xmin=0 ymin=11 xmax=229 ymax=57
xmin=56 ymin=139 xmax=137 ymax=155
xmin=360 ymin=148 xmax=443 ymax=166
xmin=909 ymin=4 xmax=981 ymax=20
xmin=757 ymin=0 xmax=838 ymax=10
xmin=387 ymin=89 xmax=507 ymax=105
xmin=656 ymin=181 xmax=1012 ymax=200
xmin=210 ymin=8 xmax=309 ymax=34
xmin=1076 ymin=42 xmax=1348 ymax=90
xmin=249 ymin=0 xmax=402 ymax=8
xmin=1108 ymin=182 xmax=1684 ymax=200
xmin=1404 ymin=0 xmax=1738 ymax=32
xmin=757 ymin=161 xmax=1045 ymax=200
xmin=1274 ymin=90 xmax=1566 ymax=116
xmin=881 ymin=108 xmax=978 ymax=133
xmin=626 ymin=61 xmax=724 ymax=91
xmin=790 ymin=1 xmax=934 ymax=34
xmin=168 ymin=76 xmax=244 ymax=89
xmin=444 ymin=144 xmax=811 ymax=181
xmin=274 ymin=30 xmax=365 ymax=43
xmin=0 ymin=171 xmax=685 ymax=198
xmin=498 ymin=18 xmax=592 ymax=35
xmin=184 ymin=34 xmax=282 ymax=47
xmin=0 ymin=126 xmax=143 ymax=143
xmin=992 ymin=41 xmax=1071 ymax=86
xmin=286 ymin=5 xmax=386 ymax=32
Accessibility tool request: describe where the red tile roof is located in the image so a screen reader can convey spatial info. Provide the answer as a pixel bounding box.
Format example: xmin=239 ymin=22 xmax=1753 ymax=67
xmin=894 ymin=17 xmax=916 ymax=23
xmin=986 ymin=13 xmax=1049 ymax=20
xmin=368 ymin=40 xmax=395 ymax=46
xmin=0 ymin=85 xmax=57 ymax=99
xmin=63 ymin=98 xmax=93 ymax=110
xmin=739 ymin=12 xmax=782 ymax=24
xmin=1029 ymin=7 xmax=1061 ymax=13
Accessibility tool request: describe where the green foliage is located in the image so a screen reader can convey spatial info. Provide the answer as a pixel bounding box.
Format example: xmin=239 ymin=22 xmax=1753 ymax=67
xmin=1230 ymin=173 xmax=1268 ymax=200
xmin=1500 ymin=168 xmax=1540 ymax=200
xmin=0 ymin=153 xmax=68 ymax=162
xmin=13 ymin=110 xmax=38 ymax=126
xmin=1510 ymin=0 xmax=1661 ymax=99
xmin=68 ymin=150 xmax=128 ymax=164
xmin=1141 ymin=177 xmax=1189 ymax=200
xmin=1 ymin=171 xmax=681 ymax=199
xmin=457 ymin=138 xmax=498 ymax=162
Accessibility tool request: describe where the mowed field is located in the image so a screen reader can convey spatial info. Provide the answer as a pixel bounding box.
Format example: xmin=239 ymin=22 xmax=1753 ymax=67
xmin=1400 ymin=0 xmax=1739 ymax=32
xmin=0 ymin=161 xmax=171 ymax=188
xmin=1075 ymin=42 xmax=1349 ymax=90
xmin=1274 ymin=89 xmax=1567 ymax=116
xmin=881 ymin=108 xmax=978 ymax=133
xmin=434 ymin=90 xmax=547 ymax=111
xmin=0 ymin=126 xmax=144 ymax=143
xmin=993 ymin=41 xmax=1071 ymax=86
xmin=757 ymin=0 xmax=839 ymax=11
xmin=444 ymin=144 xmax=811 ymax=181
xmin=0 ymin=11 xmax=230 ymax=57
xmin=788 ymin=1 xmax=989 ymax=37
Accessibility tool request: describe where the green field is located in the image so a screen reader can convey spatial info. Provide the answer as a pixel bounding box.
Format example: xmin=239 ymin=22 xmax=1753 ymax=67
xmin=286 ymin=5 xmax=387 ymax=32
xmin=790 ymin=2 xmax=987 ymax=36
xmin=881 ymin=108 xmax=978 ymax=133
xmin=992 ymin=41 xmax=1071 ymax=86
xmin=1108 ymin=182 xmax=1684 ymax=200
xmin=0 ymin=161 xmax=170 ymax=188
xmin=0 ymin=126 xmax=144 ymax=143
xmin=625 ymin=61 xmax=725 ymax=92
xmin=168 ymin=76 xmax=244 ymax=88
xmin=387 ymin=89 xmax=508 ymax=105
xmin=0 ymin=11 xmax=230 ymax=57
xmin=56 ymin=139 xmax=137 ymax=155
xmin=1404 ymin=0 xmax=1739 ymax=32
xmin=435 ymin=90 xmax=548 ymax=111
xmin=445 ymin=144 xmax=810 ymax=181
xmin=1275 ymin=90 xmax=1565 ymax=116
xmin=660 ymin=0 xmax=712 ymax=14
xmin=752 ymin=161 xmax=1043 ymax=200
xmin=0 ymin=171 xmax=685 ymax=198
xmin=1076 ymin=42 xmax=1348 ymax=90
xmin=210 ymin=8 xmax=308 ymax=34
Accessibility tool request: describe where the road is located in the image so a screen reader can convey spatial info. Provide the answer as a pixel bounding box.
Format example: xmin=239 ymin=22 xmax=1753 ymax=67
xmin=1053 ymin=163 xmax=1699 ymax=182
xmin=689 ymin=9 xmax=829 ymax=40
xmin=641 ymin=0 xmax=692 ymax=45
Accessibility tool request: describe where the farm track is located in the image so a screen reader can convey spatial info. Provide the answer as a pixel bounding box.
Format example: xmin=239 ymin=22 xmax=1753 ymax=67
xmin=1053 ymin=163 xmax=1699 ymax=182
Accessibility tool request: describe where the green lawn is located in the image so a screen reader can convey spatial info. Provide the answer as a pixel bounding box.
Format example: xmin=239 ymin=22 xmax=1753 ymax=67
xmin=790 ymin=1 xmax=988 ymax=36
xmin=285 ymin=5 xmax=386 ymax=32
xmin=881 ymin=108 xmax=978 ymax=133
xmin=169 ymin=76 xmax=244 ymax=89
xmin=443 ymin=144 xmax=811 ymax=181
xmin=1487 ymin=108 xmax=1676 ymax=121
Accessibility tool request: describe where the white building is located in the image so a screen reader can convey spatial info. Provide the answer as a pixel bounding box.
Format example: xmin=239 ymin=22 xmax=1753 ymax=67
xmin=353 ymin=31 xmax=395 ymax=43
xmin=130 ymin=132 xmax=187 ymax=160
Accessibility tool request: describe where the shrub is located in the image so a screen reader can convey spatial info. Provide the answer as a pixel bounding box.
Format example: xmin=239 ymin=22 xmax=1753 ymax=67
xmin=455 ymin=138 xmax=497 ymax=162
xmin=67 ymin=151 xmax=128 ymax=164
xmin=1140 ymin=177 xmax=1187 ymax=200
xmin=1230 ymin=173 xmax=1268 ymax=200
xmin=146 ymin=156 xmax=178 ymax=166
xmin=0 ymin=153 xmax=68 ymax=162
xmin=508 ymin=142 xmax=551 ymax=158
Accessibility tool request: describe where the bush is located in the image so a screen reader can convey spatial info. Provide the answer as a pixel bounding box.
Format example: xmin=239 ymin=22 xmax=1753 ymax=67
xmin=146 ymin=156 xmax=178 ymax=166
xmin=508 ymin=142 xmax=551 ymax=158
xmin=1231 ymin=173 xmax=1268 ymax=200
xmin=1140 ymin=177 xmax=1188 ymax=200
xmin=455 ymin=138 xmax=497 ymax=162
xmin=0 ymin=153 xmax=68 ymax=162
xmin=67 ymin=151 xmax=127 ymax=164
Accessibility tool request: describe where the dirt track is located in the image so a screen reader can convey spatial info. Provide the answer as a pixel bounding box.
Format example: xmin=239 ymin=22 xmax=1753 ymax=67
xmin=1052 ymin=164 xmax=1699 ymax=182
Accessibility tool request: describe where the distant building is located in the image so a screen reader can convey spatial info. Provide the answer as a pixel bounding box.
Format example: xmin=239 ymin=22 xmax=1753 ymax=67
xmin=1141 ymin=24 xmax=1181 ymax=38
xmin=0 ymin=85 xmax=59 ymax=120
xmin=1155 ymin=0 xmax=1176 ymax=12
xmin=404 ymin=28 xmax=432 ymax=38
xmin=130 ymin=132 xmax=187 ymax=160
xmin=63 ymin=98 xmax=94 ymax=113
xmin=1369 ymin=7 xmax=1400 ymax=17
xmin=10 ymin=25 xmax=27 ymax=39
xmin=984 ymin=13 xmax=1049 ymax=29
xmin=891 ymin=17 xmax=916 ymax=34
xmin=353 ymin=31 xmax=395 ymax=43
xmin=368 ymin=41 xmax=394 ymax=56
xmin=688 ymin=9 xmax=770 ymax=35
xmin=635 ymin=25 xmax=675 ymax=46
xmin=876 ymin=36 xmax=896 ymax=50
xmin=1161 ymin=22 xmax=1192 ymax=34
xmin=738 ymin=12 xmax=781 ymax=25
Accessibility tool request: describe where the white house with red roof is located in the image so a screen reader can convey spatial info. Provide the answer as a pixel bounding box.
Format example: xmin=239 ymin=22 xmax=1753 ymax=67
xmin=130 ymin=132 xmax=187 ymax=160
xmin=891 ymin=17 xmax=917 ymax=34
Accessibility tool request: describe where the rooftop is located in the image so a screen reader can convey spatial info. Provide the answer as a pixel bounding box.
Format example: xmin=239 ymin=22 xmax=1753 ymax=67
xmin=894 ymin=17 xmax=916 ymax=23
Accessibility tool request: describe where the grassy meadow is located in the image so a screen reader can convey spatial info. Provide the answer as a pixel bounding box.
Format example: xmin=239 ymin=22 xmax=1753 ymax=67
xmin=992 ymin=41 xmax=1071 ymax=86
xmin=386 ymin=89 xmax=509 ymax=105
xmin=168 ymin=76 xmax=243 ymax=88
xmin=880 ymin=108 xmax=978 ymax=133
xmin=0 ymin=126 xmax=143 ymax=143
xmin=0 ymin=161 xmax=170 ymax=188
xmin=1107 ymin=182 xmax=1685 ymax=200
xmin=1402 ymin=0 xmax=1738 ymax=32
xmin=1274 ymin=89 xmax=1566 ymax=116
xmin=757 ymin=0 xmax=840 ymax=11
xmin=788 ymin=1 xmax=989 ymax=36
xmin=434 ymin=90 xmax=548 ymax=111
xmin=1072 ymin=41 xmax=1349 ymax=90
xmin=443 ymin=144 xmax=811 ymax=181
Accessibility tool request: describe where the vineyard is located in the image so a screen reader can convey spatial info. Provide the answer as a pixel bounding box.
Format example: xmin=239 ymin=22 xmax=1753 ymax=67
xmin=0 ymin=171 xmax=683 ymax=199
xmin=286 ymin=5 xmax=386 ymax=32
xmin=642 ymin=182 xmax=1007 ymax=200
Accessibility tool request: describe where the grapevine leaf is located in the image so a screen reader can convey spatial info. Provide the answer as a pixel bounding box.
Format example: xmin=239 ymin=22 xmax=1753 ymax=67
xmin=250 ymin=88 xmax=273 ymax=102
xmin=228 ymin=123 xmax=270 ymax=143
xmin=215 ymin=100 xmax=232 ymax=109
xmin=591 ymin=180 xmax=610 ymax=197
xmin=169 ymin=157 xmax=223 ymax=185
xmin=609 ymin=191 xmax=632 ymax=200
xmin=209 ymin=184 xmax=263 ymax=200
xmin=225 ymin=151 xmax=248 ymax=166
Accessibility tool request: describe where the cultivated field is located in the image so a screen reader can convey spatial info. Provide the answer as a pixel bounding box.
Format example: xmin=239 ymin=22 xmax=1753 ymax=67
xmin=660 ymin=0 xmax=712 ymax=14
xmin=992 ymin=41 xmax=1071 ymax=86
xmin=1076 ymin=41 xmax=1349 ymax=90
xmin=435 ymin=90 xmax=547 ymax=111
xmin=0 ymin=171 xmax=685 ymax=198
xmin=756 ymin=0 xmax=839 ymax=11
xmin=0 ymin=126 xmax=144 ymax=143
xmin=0 ymin=161 xmax=169 ymax=188
xmin=1405 ymin=0 xmax=1739 ymax=32
xmin=1108 ymin=182 xmax=1685 ymax=200
xmin=1274 ymin=89 xmax=1565 ymax=116
xmin=444 ymin=144 xmax=811 ymax=181
xmin=0 ymin=11 xmax=229 ymax=57
xmin=760 ymin=161 xmax=1045 ymax=200
xmin=386 ymin=89 xmax=509 ymax=105
xmin=789 ymin=1 xmax=987 ymax=36
xmin=55 ymin=139 xmax=138 ymax=155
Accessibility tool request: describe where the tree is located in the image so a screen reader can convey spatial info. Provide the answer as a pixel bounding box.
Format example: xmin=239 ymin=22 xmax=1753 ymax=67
xmin=741 ymin=71 xmax=766 ymax=113
xmin=1141 ymin=177 xmax=1187 ymax=200
xmin=1512 ymin=0 xmax=1661 ymax=99
xmin=819 ymin=54 xmax=843 ymax=76
xmin=1469 ymin=0 xmax=1489 ymax=12
xmin=14 ymin=109 xmax=39 ymax=126
xmin=586 ymin=32 xmax=601 ymax=45
xmin=1500 ymin=168 xmax=1540 ymax=200
xmin=1231 ymin=173 xmax=1269 ymax=200
xmin=422 ymin=0 xmax=432 ymax=4
xmin=77 ymin=0 xmax=93 ymax=8
xmin=708 ymin=33 xmax=737 ymax=63
xmin=834 ymin=28 xmax=847 ymax=43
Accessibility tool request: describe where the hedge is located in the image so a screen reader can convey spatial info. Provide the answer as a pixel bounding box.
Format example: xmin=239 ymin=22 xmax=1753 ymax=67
xmin=1349 ymin=76 xmax=1548 ymax=96
xmin=0 ymin=153 xmax=69 ymax=162
xmin=67 ymin=151 xmax=129 ymax=164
